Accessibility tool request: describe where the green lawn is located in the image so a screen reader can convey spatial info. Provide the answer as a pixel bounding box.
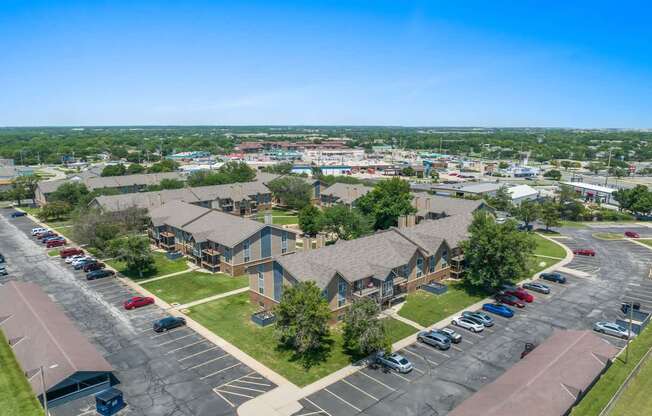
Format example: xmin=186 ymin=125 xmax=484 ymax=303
xmin=560 ymin=221 xmax=589 ymax=228
xmin=0 ymin=332 xmax=43 ymax=416
xmin=608 ymin=352 xmax=652 ymax=416
xmin=52 ymin=226 xmax=75 ymax=241
xmin=592 ymin=232 xmax=625 ymax=241
xmin=188 ymin=293 xmax=416 ymax=386
xmin=638 ymin=239 xmax=652 ymax=248
xmin=398 ymin=282 xmax=488 ymax=328
xmin=533 ymin=233 xmax=566 ymax=259
xmin=142 ymin=271 xmax=248 ymax=304
xmin=254 ymin=210 xmax=299 ymax=225
xmin=47 ymin=249 xmax=60 ymax=257
xmin=107 ymin=251 xmax=189 ymax=280
xmin=571 ymin=325 xmax=652 ymax=415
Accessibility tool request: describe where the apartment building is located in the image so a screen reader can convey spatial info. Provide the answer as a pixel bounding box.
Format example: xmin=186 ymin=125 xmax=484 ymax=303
xmin=248 ymin=214 xmax=472 ymax=319
xmin=319 ymin=183 xmax=373 ymax=207
xmin=148 ymin=201 xmax=297 ymax=276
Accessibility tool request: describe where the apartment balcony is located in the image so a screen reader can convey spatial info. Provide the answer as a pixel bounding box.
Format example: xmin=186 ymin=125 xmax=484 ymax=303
xmin=352 ymin=285 xmax=380 ymax=298
xmin=450 ymin=254 xmax=465 ymax=278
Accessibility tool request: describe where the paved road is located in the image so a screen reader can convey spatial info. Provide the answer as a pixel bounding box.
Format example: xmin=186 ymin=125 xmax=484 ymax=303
xmin=0 ymin=209 xmax=275 ymax=416
xmin=291 ymin=226 xmax=652 ymax=416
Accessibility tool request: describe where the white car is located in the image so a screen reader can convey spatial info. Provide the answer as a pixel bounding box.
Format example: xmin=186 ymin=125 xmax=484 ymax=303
xmin=32 ymin=227 xmax=48 ymax=236
xmin=66 ymin=254 xmax=86 ymax=264
xmin=71 ymin=256 xmax=94 ymax=267
xmin=593 ymin=321 xmax=635 ymax=340
xmin=452 ymin=316 xmax=485 ymax=333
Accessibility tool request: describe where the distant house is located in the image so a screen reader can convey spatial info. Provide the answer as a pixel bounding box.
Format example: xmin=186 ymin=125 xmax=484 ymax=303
xmin=249 ymin=213 xmax=473 ymax=319
xmin=34 ymin=171 xmax=187 ymax=206
xmin=149 ymin=201 xmax=297 ymax=276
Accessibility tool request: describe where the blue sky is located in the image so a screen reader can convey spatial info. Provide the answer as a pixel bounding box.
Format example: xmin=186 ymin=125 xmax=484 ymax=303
xmin=1 ymin=1 xmax=651 ymax=127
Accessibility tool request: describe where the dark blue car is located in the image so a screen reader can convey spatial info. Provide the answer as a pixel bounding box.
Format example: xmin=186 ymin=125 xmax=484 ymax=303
xmin=540 ymin=272 xmax=566 ymax=284
xmin=153 ymin=317 xmax=186 ymax=333
xmin=10 ymin=211 xmax=27 ymax=218
xmin=482 ymin=303 xmax=514 ymax=318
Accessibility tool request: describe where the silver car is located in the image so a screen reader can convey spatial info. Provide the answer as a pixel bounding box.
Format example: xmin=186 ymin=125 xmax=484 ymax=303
xmin=437 ymin=327 xmax=462 ymax=343
xmin=462 ymin=311 xmax=494 ymax=327
xmin=452 ymin=316 xmax=485 ymax=333
xmin=522 ymin=282 xmax=551 ymax=294
xmin=593 ymin=321 xmax=635 ymax=340
xmin=417 ymin=330 xmax=451 ymax=350
xmin=375 ymin=352 xmax=413 ymax=373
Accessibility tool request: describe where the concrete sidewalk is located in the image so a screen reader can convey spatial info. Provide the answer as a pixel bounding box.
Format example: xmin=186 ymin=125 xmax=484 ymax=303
xmin=173 ymin=287 xmax=249 ymax=309
xmin=137 ymin=267 xmax=196 ymax=284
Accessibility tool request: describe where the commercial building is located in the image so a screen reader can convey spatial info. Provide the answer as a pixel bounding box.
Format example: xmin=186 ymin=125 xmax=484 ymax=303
xmin=449 ymin=330 xmax=619 ymax=416
xmin=506 ymin=184 xmax=540 ymax=205
xmin=148 ymin=201 xmax=297 ymax=275
xmin=0 ymin=281 xmax=115 ymax=408
xmin=561 ymin=181 xmax=617 ymax=205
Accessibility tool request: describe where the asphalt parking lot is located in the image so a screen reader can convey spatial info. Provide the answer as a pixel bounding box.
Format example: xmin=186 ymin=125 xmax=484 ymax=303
xmin=291 ymin=226 xmax=652 ymax=416
xmin=0 ymin=209 xmax=275 ymax=416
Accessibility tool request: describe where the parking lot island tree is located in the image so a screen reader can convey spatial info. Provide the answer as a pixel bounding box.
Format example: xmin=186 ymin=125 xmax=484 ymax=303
xmin=356 ymin=177 xmax=415 ymax=230
xmin=275 ymin=281 xmax=332 ymax=368
xmin=343 ymin=298 xmax=391 ymax=357
xmin=461 ymin=212 xmax=536 ymax=290
xmin=106 ymin=235 xmax=155 ymax=278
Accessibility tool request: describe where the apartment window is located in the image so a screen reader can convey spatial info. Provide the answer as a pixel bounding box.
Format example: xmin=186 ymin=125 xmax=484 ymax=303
xmin=416 ymin=257 xmax=424 ymax=278
xmin=223 ymin=247 xmax=232 ymax=263
xmin=338 ymin=280 xmax=347 ymax=307
xmin=429 ymin=255 xmax=436 ymax=273
xmin=354 ymin=280 xmax=364 ymax=291
xmin=382 ymin=279 xmax=394 ymax=297
xmin=257 ymin=265 xmax=264 ymax=295
xmin=441 ymin=249 xmax=448 ymax=268
xmin=244 ymin=239 xmax=251 ymax=262
xmin=281 ymin=231 xmax=288 ymax=254
xmin=401 ymin=264 xmax=409 ymax=278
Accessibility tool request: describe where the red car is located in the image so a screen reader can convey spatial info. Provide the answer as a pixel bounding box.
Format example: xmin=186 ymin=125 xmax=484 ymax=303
xmin=495 ymin=293 xmax=526 ymax=308
xmin=506 ymin=288 xmax=534 ymax=303
xmin=82 ymin=262 xmax=105 ymax=272
xmin=60 ymin=247 xmax=84 ymax=258
xmin=573 ymin=249 xmax=596 ymax=256
xmin=123 ymin=296 xmax=155 ymax=310
xmin=36 ymin=231 xmax=56 ymax=240
xmin=625 ymin=231 xmax=640 ymax=238
xmin=46 ymin=239 xmax=66 ymax=248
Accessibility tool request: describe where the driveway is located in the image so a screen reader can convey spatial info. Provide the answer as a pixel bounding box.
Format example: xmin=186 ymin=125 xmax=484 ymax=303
xmin=0 ymin=209 xmax=275 ymax=416
xmin=291 ymin=226 xmax=652 ymax=416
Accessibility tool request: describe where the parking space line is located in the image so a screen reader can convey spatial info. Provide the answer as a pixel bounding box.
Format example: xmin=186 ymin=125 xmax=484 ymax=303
xmin=200 ymin=363 xmax=241 ymax=380
xmin=414 ymin=343 xmax=450 ymax=358
xmin=242 ymin=374 xmax=265 ymax=381
xmin=626 ymin=292 xmax=652 ymax=300
xmin=295 ymin=411 xmax=325 ymax=416
xmin=235 ymin=379 xmax=272 ymax=387
xmin=185 ymin=352 xmax=229 ymax=368
xmin=390 ymin=372 xmax=411 ymax=383
xmin=452 ymin=345 xmax=463 ymax=352
xmin=156 ymin=333 xmax=195 ymax=347
xmin=178 ymin=346 xmax=219 ymax=361
xmin=212 ymin=389 xmax=237 ymax=407
xmin=342 ymin=378 xmax=378 ymax=401
xmin=358 ymin=371 xmax=395 ymax=391
xmin=324 ymin=388 xmax=362 ymax=413
xmin=221 ymin=384 xmax=266 ymax=393
xmin=151 ymin=328 xmax=185 ymax=338
xmin=167 ymin=339 xmax=208 ymax=354
xmin=305 ymin=398 xmax=332 ymax=416
xmin=461 ymin=338 xmax=474 ymax=346
xmin=403 ymin=347 xmax=439 ymax=366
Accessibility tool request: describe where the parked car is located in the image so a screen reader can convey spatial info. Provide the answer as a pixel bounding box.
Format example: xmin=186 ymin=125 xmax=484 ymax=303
xmin=517 ymin=223 xmax=533 ymax=232
xmin=417 ymin=330 xmax=451 ymax=350
xmin=625 ymin=231 xmax=640 ymax=238
xmin=573 ymin=248 xmax=596 ymax=256
xmin=82 ymin=262 xmax=105 ymax=272
xmin=66 ymin=254 xmax=86 ymax=264
xmin=505 ymin=288 xmax=534 ymax=303
xmin=540 ymin=272 xmax=566 ymax=284
xmin=153 ymin=316 xmax=187 ymax=333
xmin=593 ymin=321 xmax=635 ymax=340
xmin=11 ymin=211 xmax=27 ymax=218
xmin=482 ymin=303 xmax=514 ymax=318
xmin=46 ymin=239 xmax=66 ymax=248
xmin=375 ymin=352 xmax=413 ymax=373
xmin=74 ymin=258 xmax=97 ymax=270
xmin=462 ymin=310 xmax=495 ymax=327
xmin=522 ymin=282 xmax=551 ymax=294
xmin=32 ymin=227 xmax=47 ymax=235
xmin=436 ymin=328 xmax=462 ymax=344
xmin=71 ymin=256 xmax=93 ymax=267
xmin=36 ymin=231 xmax=56 ymax=240
xmin=495 ymin=293 xmax=526 ymax=308
xmin=452 ymin=316 xmax=485 ymax=333
xmin=60 ymin=247 xmax=84 ymax=258
xmin=124 ymin=296 xmax=155 ymax=310
xmin=0 ymin=265 xmax=7 ymax=276
xmin=86 ymin=269 xmax=115 ymax=280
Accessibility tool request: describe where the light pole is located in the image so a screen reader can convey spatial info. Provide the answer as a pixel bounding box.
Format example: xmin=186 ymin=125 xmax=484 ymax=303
xmin=625 ymin=301 xmax=633 ymax=364
xmin=39 ymin=363 xmax=58 ymax=415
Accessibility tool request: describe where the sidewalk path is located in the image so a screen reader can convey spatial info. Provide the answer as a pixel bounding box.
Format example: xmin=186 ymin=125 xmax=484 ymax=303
xmin=173 ymin=287 xmax=249 ymax=309
xmin=137 ymin=267 xmax=195 ymax=284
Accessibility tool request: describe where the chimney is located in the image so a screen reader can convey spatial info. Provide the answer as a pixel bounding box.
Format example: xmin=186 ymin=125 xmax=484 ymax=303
xmin=414 ymin=196 xmax=420 ymax=211
xmin=317 ymin=234 xmax=325 ymax=248
xmin=264 ymin=213 xmax=272 ymax=224
xmin=398 ymin=215 xmax=407 ymax=229
xmin=426 ymin=197 xmax=431 ymax=212
xmin=303 ymin=236 xmax=311 ymax=251
xmin=407 ymin=214 xmax=416 ymax=227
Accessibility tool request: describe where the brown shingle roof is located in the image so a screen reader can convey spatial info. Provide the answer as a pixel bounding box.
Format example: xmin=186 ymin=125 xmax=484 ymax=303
xmin=0 ymin=281 xmax=112 ymax=393
xmin=321 ymin=183 xmax=373 ymax=205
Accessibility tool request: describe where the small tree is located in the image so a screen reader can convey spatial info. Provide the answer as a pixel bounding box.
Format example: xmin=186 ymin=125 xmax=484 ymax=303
xmin=107 ymin=235 xmax=155 ymax=278
xmin=267 ymin=177 xmax=312 ymax=210
xmin=401 ymin=166 xmax=415 ymax=177
xmin=321 ymin=205 xmax=372 ymax=240
xmin=498 ymin=161 xmax=509 ymax=169
xmin=540 ymin=201 xmax=561 ymax=231
xmin=487 ymin=186 xmax=512 ymax=211
xmin=298 ymin=205 xmax=323 ymax=237
xmin=513 ymin=200 xmax=541 ymax=228
xmin=275 ymin=281 xmax=331 ymax=365
xmin=38 ymin=201 xmax=72 ymax=221
xmin=49 ymin=182 xmax=90 ymax=207
xmin=127 ymin=163 xmax=146 ymax=174
xmin=543 ymin=169 xmax=562 ymax=181
xmin=356 ymin=178 xmax=415 ymax=230
xmin=343 ymin=298 xmax=391 ymax=357
xmin=560 ymin=160 xmax=572 ymax=171
xmin=101 ymin=164 xmax=127 ymax=177
xmin=461 ymin=212 xmax=536 ymax=290
xmin=148 ymin=159 xmax=179 ymax=173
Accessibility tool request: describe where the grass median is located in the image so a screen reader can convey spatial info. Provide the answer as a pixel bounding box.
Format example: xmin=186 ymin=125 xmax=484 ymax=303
xmin=571 ymin=324 xmax=652 ymax=415
xmin=638 ymin=239 xmax=652 ymax=248
xmin=0 ymin=332 xmax=44 ymax=416
xmin=142 ymin=271 xmax=248 ymax=305
xmin=187 ymin=292 xmax=417 ymax=386
xmin=107 ymin=251 xmax=189 ymax=280
xmin=532 ymin=233 xmax=566 ymax=259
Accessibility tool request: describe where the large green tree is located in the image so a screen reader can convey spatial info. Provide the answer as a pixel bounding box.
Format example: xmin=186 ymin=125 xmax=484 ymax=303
xmin=321 ymin=205 xmax=372 ymax=240
xmin=356 ymin=178 xmax=415 ymax=230
xmin=101 ymin=164 xmax=127 ymax=177
xmin=267 ymin=176 xmax=312 ymax=210
xmin=37 ymin=201 xmax=72 ymax=221
xmin=127 ymin=163 xmax=145 ymax=174
xmin=148 ymin=159 xmax=179 ymax=173
xmin=49 ymin=182 xmax=90 ymax=207
xmin=540 ymin=201 xmax=561 ymax=231
xmin=613 ymin=185 xmax=652 ymax=217
xmin=342 ymin=298 xmax=391 ymax=357
xmin=107 ymin=235 xmax=155 ymax=278
xmin=275 ymin=281 xmax=331 ymax=365
xmin=487 ymin=186 xmax=512 ymax=211
xmin=298 ymin=205 xmax=323 ymax=237
xmin=513 ymin=200 xmax=541 ymax=228
xmin=543 ymin=169 xmax=562 ymax=181
xmin=461 ymin=212 xmax=536 ymax=289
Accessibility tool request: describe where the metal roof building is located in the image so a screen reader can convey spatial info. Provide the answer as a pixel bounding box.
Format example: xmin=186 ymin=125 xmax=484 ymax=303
xmin=0 ymin=281 xmax=115 ymax=408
